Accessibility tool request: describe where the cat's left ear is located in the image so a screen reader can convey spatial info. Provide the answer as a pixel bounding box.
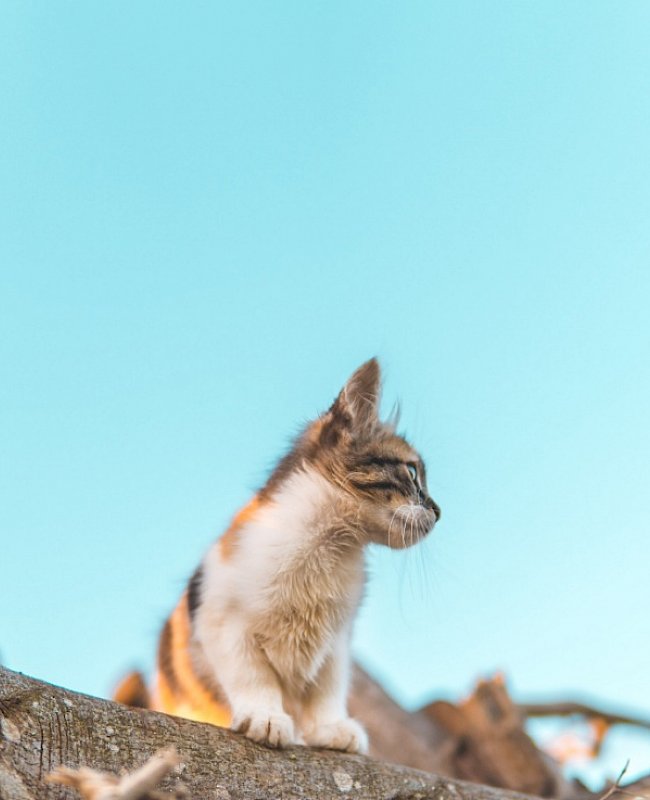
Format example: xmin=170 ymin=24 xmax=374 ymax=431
xmin=322 ymin=358 xmax=382 ymax=444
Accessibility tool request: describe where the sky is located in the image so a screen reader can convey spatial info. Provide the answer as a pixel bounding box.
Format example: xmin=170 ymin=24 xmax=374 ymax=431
xmin=2 ymin=1 xmax=650 ymax=787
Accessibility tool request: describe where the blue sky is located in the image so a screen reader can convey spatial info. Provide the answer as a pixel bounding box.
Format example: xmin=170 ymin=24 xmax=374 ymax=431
xmin=2 ymin=1 xmax=650 ymax=785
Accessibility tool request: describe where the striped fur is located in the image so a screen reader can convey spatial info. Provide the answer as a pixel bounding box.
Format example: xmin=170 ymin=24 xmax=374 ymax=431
xmin=135 ymin=359 xmax=440 ymax=753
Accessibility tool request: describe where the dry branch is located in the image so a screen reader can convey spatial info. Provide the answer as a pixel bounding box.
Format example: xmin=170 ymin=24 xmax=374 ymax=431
xmin=519 ymin=702 xmax=650 ymax=733
xmin=47 ymin=748 xmax=181 ymax=800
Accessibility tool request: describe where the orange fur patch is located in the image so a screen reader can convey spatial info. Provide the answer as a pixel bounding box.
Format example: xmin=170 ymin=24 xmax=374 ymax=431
xmin=154 ymin=593 xmax=231 ymax=728
xmin=219 ymin=495 xmax=262 ymax=560
xmin=152 ymin=495 xmax=266 ymax=727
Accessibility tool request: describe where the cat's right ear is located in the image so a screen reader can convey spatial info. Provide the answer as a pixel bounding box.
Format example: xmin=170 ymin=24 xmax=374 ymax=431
xmin=320 ymin=359 xmax=382 ymax=446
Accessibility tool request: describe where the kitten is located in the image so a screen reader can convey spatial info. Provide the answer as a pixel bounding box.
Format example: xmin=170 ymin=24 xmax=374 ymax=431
xmin=126 ymin=359 xmax=440 ymax=753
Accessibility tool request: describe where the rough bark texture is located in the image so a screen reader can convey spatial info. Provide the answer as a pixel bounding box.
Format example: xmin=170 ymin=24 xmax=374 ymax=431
xmin=0 ymin=667 xmax=539 ymax=800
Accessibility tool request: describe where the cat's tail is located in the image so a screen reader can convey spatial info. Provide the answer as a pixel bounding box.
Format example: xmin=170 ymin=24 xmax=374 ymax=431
xmin=112 ymin=670 xmax=151 ymax=709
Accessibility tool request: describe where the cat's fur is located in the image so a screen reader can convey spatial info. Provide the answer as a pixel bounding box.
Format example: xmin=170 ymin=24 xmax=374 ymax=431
xmin=122 ymin=359 xmax=440 ymax=753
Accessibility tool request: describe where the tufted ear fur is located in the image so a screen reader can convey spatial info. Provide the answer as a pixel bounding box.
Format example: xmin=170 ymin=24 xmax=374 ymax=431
xmin=321 ymin=358 xmax=382 ymax=445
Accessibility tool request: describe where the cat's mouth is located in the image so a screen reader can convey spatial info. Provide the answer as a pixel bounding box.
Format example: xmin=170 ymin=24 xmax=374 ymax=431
xmin=386 ymin=504 xmax=436 ymax=549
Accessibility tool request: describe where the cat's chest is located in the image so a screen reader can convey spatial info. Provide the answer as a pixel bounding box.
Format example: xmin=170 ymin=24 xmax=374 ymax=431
xmin=254 ymin=550 xmax=365 ymax=686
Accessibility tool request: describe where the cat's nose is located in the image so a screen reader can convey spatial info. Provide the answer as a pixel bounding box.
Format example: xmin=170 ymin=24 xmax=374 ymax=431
xmin=426 ymin=497 xmax=441 ymax=520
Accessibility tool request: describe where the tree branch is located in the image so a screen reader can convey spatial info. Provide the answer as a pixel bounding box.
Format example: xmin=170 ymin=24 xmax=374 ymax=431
xmin=1 ymin=666 xmax=539 ymax=800
xmin=519 ymin=701 xmax=650 ymax=732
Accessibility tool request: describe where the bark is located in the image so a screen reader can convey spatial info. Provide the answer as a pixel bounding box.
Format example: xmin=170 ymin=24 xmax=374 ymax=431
xmin=0 ymin=667 xmax=538 ymax=800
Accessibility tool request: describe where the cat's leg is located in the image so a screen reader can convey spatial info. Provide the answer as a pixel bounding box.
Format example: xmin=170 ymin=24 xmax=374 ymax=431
xmin=300 ymin=637 xmax=368 ymax=754
xmin=201 ymin=618 xmax=296 ymax=748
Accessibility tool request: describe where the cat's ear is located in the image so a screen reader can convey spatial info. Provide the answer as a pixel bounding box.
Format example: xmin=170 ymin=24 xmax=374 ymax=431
xmin=321 ymin=358 xmax=382 ymax=444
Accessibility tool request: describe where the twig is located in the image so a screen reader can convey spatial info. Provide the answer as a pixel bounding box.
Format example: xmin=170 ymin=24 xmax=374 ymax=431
xmin=599 ymin=760 xmax=630 ymax=800
xmin=47 ymin=747 xmax=181 ymax=800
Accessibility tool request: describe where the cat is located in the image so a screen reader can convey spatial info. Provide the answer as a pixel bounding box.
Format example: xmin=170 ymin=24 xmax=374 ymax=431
xmin=115 ymin=358 xmax=440 ymax=754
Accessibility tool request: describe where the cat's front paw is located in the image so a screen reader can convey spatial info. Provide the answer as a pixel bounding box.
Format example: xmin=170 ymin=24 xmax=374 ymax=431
xmin=232 ymin=709 xmax=296 ymax=748
xmin=304 ymin=718 xmax=368 ymax=754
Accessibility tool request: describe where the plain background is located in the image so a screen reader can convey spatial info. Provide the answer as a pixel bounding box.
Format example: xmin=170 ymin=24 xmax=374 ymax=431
xmin=2 ymin=1 xmax=649 ymax=786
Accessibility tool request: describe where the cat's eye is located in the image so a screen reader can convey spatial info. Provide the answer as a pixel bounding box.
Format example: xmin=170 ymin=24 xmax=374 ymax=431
xmin=406 ymin=464 xmax=418 ymax=482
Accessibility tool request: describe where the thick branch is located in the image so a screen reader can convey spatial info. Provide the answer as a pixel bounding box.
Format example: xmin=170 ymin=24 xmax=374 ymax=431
xmin=0 ymin=666 xmax=538 ymax=800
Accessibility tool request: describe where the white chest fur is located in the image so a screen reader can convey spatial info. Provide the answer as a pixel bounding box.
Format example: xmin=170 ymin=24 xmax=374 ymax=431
xmin=199 ymin=468 xmax=366 ymax=693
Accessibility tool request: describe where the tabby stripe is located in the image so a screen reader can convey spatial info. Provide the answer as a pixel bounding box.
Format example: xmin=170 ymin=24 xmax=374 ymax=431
xmin=157 ymin=618 xmax=180 ymax=695
xmin=349 ymin=478 xmax=407 ymax=493
xmin=187 ymin=565 xmax=203 ymax=620
xmin=357 ymin=456 xmax=405 ymax=468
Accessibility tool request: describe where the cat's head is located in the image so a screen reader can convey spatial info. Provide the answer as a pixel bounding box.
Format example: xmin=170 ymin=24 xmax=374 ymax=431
xmin=272 ymin=359 xmax=440 ymax=549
